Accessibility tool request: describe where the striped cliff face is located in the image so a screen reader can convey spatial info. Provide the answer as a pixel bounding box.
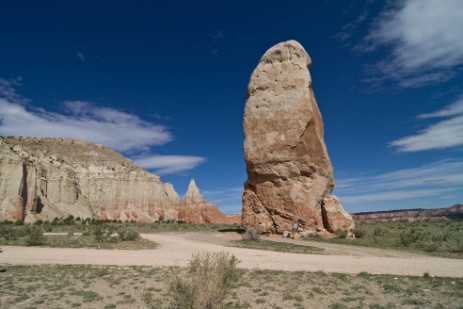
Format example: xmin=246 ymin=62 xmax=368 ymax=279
xmin=0 ymin=137 xmax=179 ymax=223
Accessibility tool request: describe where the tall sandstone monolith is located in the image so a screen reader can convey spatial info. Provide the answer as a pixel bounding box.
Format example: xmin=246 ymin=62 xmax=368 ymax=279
xmin=242 ymin=40 xmax=354 ymax=237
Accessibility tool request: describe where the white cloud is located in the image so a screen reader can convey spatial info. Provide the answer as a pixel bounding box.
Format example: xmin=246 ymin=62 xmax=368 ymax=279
xmin=390 ymin=96 xmax=463 ymax=152
xmin=0 ymin=99 xmax=171 ymax=152
xmin=0 ymin=77 xmax=27 ymax=103
xmin=133 ymin=154 xmax=206 ymax=175
xmin=202 ymin=187 xmax=243 ymax=214
xmin=417 ymin=97 xmax=463 ymax=119
xmin=336 ymin=159 xmax=463 ymax=205
xmin=360 ymin=0 xmax=463 ymax=87
xmin=0 ymin=80 xmax=207 ymax=176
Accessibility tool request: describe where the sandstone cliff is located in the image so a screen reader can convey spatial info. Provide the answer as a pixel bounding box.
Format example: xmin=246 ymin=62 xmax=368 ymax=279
xmin=177 ymin=179 xmax=241 ymax=225
xmin=242 ymin=40 xmax=354 ymax=236
xmin=0 ymin=137 xmax=179 ymax=223
xmin=353 ymin=204 xmax=463 ymax=223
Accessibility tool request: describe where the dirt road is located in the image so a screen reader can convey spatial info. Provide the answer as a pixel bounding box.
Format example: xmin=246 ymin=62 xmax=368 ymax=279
xmin=1 ymin=232 xmax=462 ymax=277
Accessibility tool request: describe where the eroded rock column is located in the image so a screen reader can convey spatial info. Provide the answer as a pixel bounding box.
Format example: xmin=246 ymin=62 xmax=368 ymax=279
xmin=241 ymin=40 xmax=354 ymax=236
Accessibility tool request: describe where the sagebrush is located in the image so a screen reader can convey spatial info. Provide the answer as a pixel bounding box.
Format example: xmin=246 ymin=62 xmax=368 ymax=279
xmin=168 ymin=252 xmax=242 ymax=309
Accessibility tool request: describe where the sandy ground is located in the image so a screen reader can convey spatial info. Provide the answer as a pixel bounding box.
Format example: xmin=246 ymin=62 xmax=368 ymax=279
xmin=1 ymin=232 xmax=463 ymax=278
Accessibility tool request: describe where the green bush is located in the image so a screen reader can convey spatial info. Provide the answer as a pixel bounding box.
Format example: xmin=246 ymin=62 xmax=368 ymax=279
xmin=168 ymin=252 xmax=242 ymax=309
xmin=43 ymin=223 xmax=53 ymax=232
xmin=241 ymin=227 xmax=261 ymax=241
xmin=117 ymin=228 xmax=139 ymax=241
xmin=353 ymin=229 xmax=366 ymax=239
xmin=373 ymin=227 xmax=388 ymax=236
xmin=1 ymin=226 xmax=19 ymax=240
xmin=400 ymin=229 xmax=423 ymax=246
xmin=63 ymin=215 xmax=75 ymax=225
xmin=93 ymin=226 xmax=117 ymax=242
xmin=94 ymin=226 xmax=105 ymax=242
xmin=26 ymin=227 xmax=47 ymax=246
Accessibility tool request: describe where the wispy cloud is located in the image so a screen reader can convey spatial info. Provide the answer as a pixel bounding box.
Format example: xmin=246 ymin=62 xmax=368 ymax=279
xmin=0 ymin=99 xmax=171 ymax=152
xmin=341 ymin=188 xmax=451 ymax=205
xmin=334 ymin=8 xmax=369 ymax=45
xmin=76 ymin=51 xmax=86 ymax=62
xmin=358 ymin=0 xmax=463 ymax=87
xmin=417 ymin=97 xmax=463 ymax=119
xmin=0 ymin=81 xmax=206 ymax=175
xmin=390 ymin=95 xmax=463 ymax=152
xmin=212 ymin=29 xmax=225 ymax=40
xmin=202 ymin=187 xmax=242 ymax=214
xmin=211 ymin=29 xmax=225 ymax=60
xmin=133 ymin=155 xmax=206 ymax=175
xmin=336 ymin=159 xmax=463 ymax=206
xmin=0 ymin=77 xmax=28 ymax=103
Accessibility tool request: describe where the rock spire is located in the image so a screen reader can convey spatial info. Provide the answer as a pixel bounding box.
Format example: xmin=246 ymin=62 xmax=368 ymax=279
xmin=241 ymin=40 xmax=354 ymax=237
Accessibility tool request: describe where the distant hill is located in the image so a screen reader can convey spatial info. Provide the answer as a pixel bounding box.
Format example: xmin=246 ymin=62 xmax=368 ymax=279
xmin=352 ymin=204 xmax=463 ymax=223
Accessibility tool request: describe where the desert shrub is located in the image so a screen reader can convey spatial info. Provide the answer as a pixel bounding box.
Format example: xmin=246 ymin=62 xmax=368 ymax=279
xmin=43 ymin=223 xmax=53 ymax=232
xmin=82 ymin=226 xmax=92 ymax=236
xmin=353 ymin=229 xmax=366 ymax=239
xmin=117 ymin=228 xmax=139 ymax=241
xmin=168 ymin=252 xmax=242 ymax=309
xmin=18 ymin=225 xmax=31 ymax=237
xmin=399 ymin=229 xmax=423 ymax=246
xmin=373 ymin=227 xmax=388 ymax=236
xmin=93 ymin=226 xmax=117 ymax=242
xmin=241 ymin=226 xmax=261 ymax=241
xmin=94 ymin=226 xmax=105 ymax=242
xmin=26 ymin=226 xmax=47 ymax=246
xmin=0 ymin=226 xmax=20 ymax=240
xmin=67 ymin=229 xmax=75 ymax=237
xmin=63 ymin=215 xmax=75 ymax=225
xmin=35 ymin=219 xmax=43 ymax=225
xmin=335 ymin=229 xmax=347 ymax=239
xmin=440 ymin=233 xmax=463 ymax=253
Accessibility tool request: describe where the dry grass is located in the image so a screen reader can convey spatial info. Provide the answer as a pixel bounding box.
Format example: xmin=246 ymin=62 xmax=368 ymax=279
xmin=168 ymin=252 xmax=242 ymax=309
xmin=309 ymin=220 xmax=463 ymax=258
xmin=1 ymin=264 xmax=462 ymax=309
xmin=227 ymin=239 xmax=324 ymax=254
xmin=0 ymin=225 xmax=157 ymax=250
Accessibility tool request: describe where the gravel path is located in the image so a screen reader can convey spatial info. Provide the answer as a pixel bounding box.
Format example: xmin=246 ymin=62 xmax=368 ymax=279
xmin=1 ymin=232 xmax=462 ymax=277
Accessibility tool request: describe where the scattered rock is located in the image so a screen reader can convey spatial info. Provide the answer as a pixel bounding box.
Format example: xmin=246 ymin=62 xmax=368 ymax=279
xmin=241 ymin=40 xmax=354 ymax=237
xmin=301 ymin=230 xmax=316 ymax=238
xmin=322 ymin=195 xmax=355 ymax=238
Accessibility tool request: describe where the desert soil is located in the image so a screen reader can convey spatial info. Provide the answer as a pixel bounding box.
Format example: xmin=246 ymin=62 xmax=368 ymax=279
xmin=1 ymin=232 xmax=462 ymax=278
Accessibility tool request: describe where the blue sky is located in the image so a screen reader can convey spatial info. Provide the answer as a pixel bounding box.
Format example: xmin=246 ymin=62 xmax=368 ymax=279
xmin=1 ymin=0 xmax=462 ymax=214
